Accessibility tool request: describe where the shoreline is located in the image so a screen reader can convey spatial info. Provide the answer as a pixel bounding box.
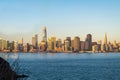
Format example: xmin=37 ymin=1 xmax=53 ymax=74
xmin=0 ymin=51 xmax=120 ymax=54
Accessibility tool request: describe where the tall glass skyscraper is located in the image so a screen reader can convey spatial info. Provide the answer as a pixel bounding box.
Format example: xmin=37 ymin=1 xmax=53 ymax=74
xmin=32 ymin=34 xmax=38 ymax=49
xmin=85 ymin=34 xmax=92 ymax=51
xmin=42 ymin=26 xmax=47 ymax=47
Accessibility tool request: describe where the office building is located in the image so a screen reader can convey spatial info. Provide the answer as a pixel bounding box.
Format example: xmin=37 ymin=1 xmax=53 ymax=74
xmin=32 ymin=34 xmax=38 ymax=49
xmin=74 ymin=36 xmax=80 ymax=52
xmin=56 ymin=39 xmax=62 ymax=48
xmin=85 ymin=34 xmax=92 ymax=51
xmin=64 ymin=40 xmax=70 ymax=52
xmin=0 ymin=38 xmax=2 ymax=51
xmin=47 ymin=37 xmax=56 ymax=52
xmin=80 ymin=41 xmax=85 ymax=51
xmin=2 ymin=40 xmax=9 ymax=50
xmin=104 ymin=33 xmax=107 ymax=45
xmin=42 ymin=26 xmax=47 ymax=47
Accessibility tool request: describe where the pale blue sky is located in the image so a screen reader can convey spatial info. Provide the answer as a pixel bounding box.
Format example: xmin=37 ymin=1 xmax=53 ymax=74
xmin=0 ymin=0 xmax=120 ymax=43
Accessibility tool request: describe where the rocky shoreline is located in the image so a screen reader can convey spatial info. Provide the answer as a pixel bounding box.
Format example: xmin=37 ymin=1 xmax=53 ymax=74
xmin=0 ymin=57 xmax=28 ymax=80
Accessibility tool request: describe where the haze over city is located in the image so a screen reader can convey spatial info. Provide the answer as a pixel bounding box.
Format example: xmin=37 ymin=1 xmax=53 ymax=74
xmin=0 ymin=0 xmax=120 ymax=43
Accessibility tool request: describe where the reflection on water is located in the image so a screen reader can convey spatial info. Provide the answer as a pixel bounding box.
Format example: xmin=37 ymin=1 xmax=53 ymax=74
xmin=1 ymin=53 xmax=120 ymax=80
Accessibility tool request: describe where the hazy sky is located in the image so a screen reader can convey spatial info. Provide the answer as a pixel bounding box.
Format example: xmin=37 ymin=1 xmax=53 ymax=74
xmin=0 ymin=0 xmax=120 ymax=43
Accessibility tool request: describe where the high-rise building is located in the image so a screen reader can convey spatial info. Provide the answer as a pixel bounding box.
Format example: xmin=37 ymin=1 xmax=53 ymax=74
xmin=19 ymin=37 xmax=23 ymax=45
xmin=104 ymin=33 xmax=107 ymax=45
xmin=92 ymin=45 xmax=99 ymax=52
xmin=9 ymin=41 xmax=14 ymax=52
xmin=2 ymin=40 xmax=8 ymax=50
xmin=32 ymin=37 xmax=35 ymax=46
xmin=97 ymin=40 xmax=102 ymax=51
xmin=42 ymin=26 xmax=47 ymax=46
xmin=80 ymin=41 xmax=85 ymax=51
xmin=18 ymin=37 xmax=23 ymax=52
xmin=65 ymin=37 xmax=71 ymax=51
xmin=66 ymin=37 xmax=71 ymax=46
xmin=32 ymin=34 xmax=38 ymax=49
xmin=39 ymin=26 xmax=47 ymax=52
xmin=74 ymin=36 xmax=80 ymax=52
xmin=23 ymin=43 xmax=30 ymax=52
xmin=64 ymin=40 xmax=70 ymax=52
xmin=85 ymin=34 xmax=92 ymax=51
xmin=0 ymin=38 xmax=2 ymax=51
xmin=85 ymin=41 xmax=89 ymax=51
xmin=14 ymin=41 xmax=18 ymax=51
xmin=71 ymin=40 xmax=74 ymax=51
xmin=56 ymin=39 xmax=62 ymax=48
xmin=47 ymin=37 xmax=56 ymax=51
xmin=35 ymin=34 xmax=38 ymax=48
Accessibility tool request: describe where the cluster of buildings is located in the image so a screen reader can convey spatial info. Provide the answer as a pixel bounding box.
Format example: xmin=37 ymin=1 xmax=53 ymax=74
xmin=0 ymin=27 xmax=120 ymax=53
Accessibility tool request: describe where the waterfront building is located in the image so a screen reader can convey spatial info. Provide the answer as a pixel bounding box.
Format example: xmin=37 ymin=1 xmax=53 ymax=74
xmin=47 ymin=37 xmax=56 ymax=52
xmin=80 ymin=41 xmax=85 ymax=51
xmin=74 ymin=36 xmax=80 ymax=52
xmin=65 ymin=37 xmax=71 ymax=51
xmin=64 ymin=40 xmax=70 ymax=52
xmin=112 ymin=41 xmax=119 ymax=52
xmin=0 ymin=38 xmax=2 ymax=51
xmin=47 ymin=40 xmax=52 ymax=51
xmin=101 ymin=44 xmax=105 ymax=52
xmin=42 ymin=26 xmax=47 ymax=47
xmin=23 ymin=43 xmax=30 ymax=52
xmin=113 ymin=40 xmax=118 ymax=49
xmin=92 ymin=45 xmax=99 ymax=53
xmin=39 ymin=41 xmax=46 ymax=52
xmin=85 ymin=34 xmax=92 ymax=51
xmin=9 ymin=41 xmax=14 ymax=52
xmin=14 ymin=41 xmax=19 ymax=52
xmin=56 ymin=39 xmax=62 ymax=48
xmin=19 ymin=37 xmax=23 ymax=45
xmin=108 ymin=42 xmax=113 ymax=52
xmin=71 ymin=40 xmax=74 ymax=51
xmin=66 ymin=37 xmax=71 ymax=46
xmin=2 ymin=40 xmax=8 ymax=50
xmin=32 ymin=34 xmax=38 ymax=49
xmin=85 ymin=41 xmax=89 ymax=51
xmin=23 ymin=44 xmax=28 ymax=53
xmin=96 ymin=41 xmax=102 ymax=52
xmin=18 ymin=37 xmax=24 ymax=52
xmin=39 ymin=26 xmax=47 ymax=52
xmin=104 ymin=33 xmax=107 ymax=45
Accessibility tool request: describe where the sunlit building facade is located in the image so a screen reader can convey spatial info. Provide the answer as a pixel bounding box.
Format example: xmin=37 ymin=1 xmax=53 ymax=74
xmin=74 ymin=36 xmax=80 ymax=52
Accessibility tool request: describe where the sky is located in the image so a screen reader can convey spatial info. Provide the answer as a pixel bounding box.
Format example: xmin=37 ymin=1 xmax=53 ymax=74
xmin=0 ymin=0 xmax=120 ymax=43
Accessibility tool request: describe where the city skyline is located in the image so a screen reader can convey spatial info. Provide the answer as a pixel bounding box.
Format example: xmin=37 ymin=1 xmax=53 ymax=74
xmin=0 ymin=0 xmax=120 ymax=42
xmin=0 ymin=27 xmax=120 ymax=53
xmin=0 ymin=26 xmax=119 ymax=44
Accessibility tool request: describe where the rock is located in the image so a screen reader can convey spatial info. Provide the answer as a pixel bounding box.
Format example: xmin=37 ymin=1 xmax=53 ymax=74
xmin=0 ymin=57 xmax=28 ymax=80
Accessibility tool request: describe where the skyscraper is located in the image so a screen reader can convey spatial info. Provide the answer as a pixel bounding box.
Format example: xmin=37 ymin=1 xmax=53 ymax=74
xmin=104 ymin=33 xmax=107 ymax=45
xmin=85 ymin=34 xmax=92 ymax=51
xmin=0 ymin=38 xmax=2 ymax=51
xmin=42 ymin=26 xmax=47 ymax=46
xmin=64 ymin=40 xmax=70 ymax=52
xmin=65 ymin=37 xmax=71 ymax=51
xmin=74 ymin=36 xmax=80 ymax=52
xmin=39 ymin=27 xmax=47 ymax=51
xmin=2 ymin=40 xmax=8 ymax=50
xmin=19 ymin=37 xmax=23 ymax=45
xmin=56 ymin=39 xmax=62 ymax=48
xmin=47 ymin=37 xmax=56 ymax=52
xmin=32 ymin=34 xmax=38 ymax=49
xmin=18 ymin=37 xmax=23 ymax=52
xmin=35 ymin=34 xmax=38 ymax=48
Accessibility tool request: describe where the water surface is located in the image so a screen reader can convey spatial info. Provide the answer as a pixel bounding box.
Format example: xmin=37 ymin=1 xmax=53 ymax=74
xmin=1 ymin=53 xmax=120 ymax=80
